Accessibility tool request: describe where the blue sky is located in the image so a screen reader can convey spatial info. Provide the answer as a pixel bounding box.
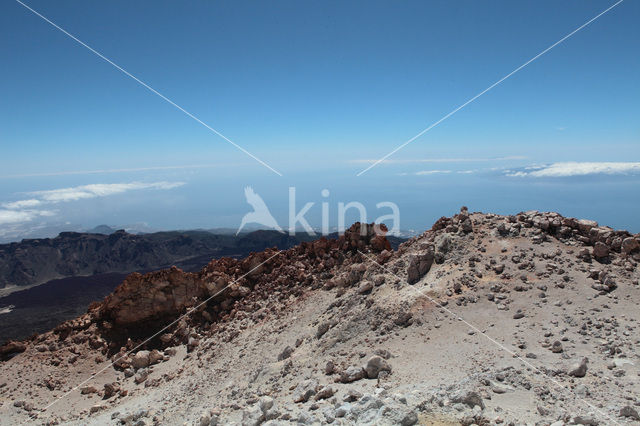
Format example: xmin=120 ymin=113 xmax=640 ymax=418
xmin=1 ymin=0 xmax=639 ymax=240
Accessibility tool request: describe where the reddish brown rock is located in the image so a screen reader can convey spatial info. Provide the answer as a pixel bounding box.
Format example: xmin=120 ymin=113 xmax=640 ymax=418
xmin=593 ymin=242 xmax=610 ymax=259
xmin=622 ymin=237 xmax=640 ymax=255
xmin=407 ymin=248 xmax=435 ymax=284
xmin=0 ymin=341 xmax=26 ymax=360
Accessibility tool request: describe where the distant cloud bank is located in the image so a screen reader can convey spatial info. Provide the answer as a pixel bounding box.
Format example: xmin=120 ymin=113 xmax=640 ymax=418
xmin=0 ymin=181 xmax=185 ymax=225
xmin=0 ymin=209 xmax=55 ymax=225
xmin=27 ymin=182 xmax=185 ymax=203
xmin=353 ymin=156 xmax=526 ymax=165
xmin=506 ymin=162 xmax=640 ymax=178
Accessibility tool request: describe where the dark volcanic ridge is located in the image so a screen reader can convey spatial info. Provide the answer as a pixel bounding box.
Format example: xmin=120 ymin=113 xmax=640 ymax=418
xmin=0 ymin=229 xmax=303 ymax=291
xmin=0 ymin=228 xmax=405 ymax=293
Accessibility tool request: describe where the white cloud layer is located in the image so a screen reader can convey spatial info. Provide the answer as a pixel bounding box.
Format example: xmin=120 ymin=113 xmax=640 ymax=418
xmin=0 ymin=181 xmax=185 ymax=226
xmin=1 ymin=199 xmax=42 ymax=209
xmin=415 ymin=170 xmax=452 ymax=175
xmin=507 ymin=162 xmax=640 ymax=178
xmin=0 ymin=209 xmax=55 ymax=225
xmin=28 ymin=182 xmax=185 ymax=203
xmin=399 ymin=169 xmax=478 ymax=176
xmin=353 ymin=156 xmax=526 ymax=165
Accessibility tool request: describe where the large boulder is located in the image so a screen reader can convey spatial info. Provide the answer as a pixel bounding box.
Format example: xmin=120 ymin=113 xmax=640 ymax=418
xmin=131 ymin=350 xmax=150 ymax=369
xmin=99 ymin=267 xmax=206 ymax=326
xmin=621 ymin=237 xmax=639 ymax=255
xmin=592 ymin=242 xmax=609 ymax=260
xmin=407 ymin=248 xmax=434 ymax=284
xmin=364 ymin=355 xmax=391 ymax=379
xmin=0 ymin=341 xmax=26 ymax=360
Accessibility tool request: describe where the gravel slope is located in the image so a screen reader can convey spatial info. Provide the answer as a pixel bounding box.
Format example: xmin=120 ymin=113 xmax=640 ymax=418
xmin=1 ymin=209 xmax=639 ymax=425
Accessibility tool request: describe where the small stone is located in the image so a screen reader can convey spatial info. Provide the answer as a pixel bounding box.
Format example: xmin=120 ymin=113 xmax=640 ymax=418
xmin=357 ymin=280 xmax=374 ymax=294
xmin=339 ymin=366 xmax=366 ymax=383
xmin=277 ymin=346 xmax=294 ymax=361
xmin=134 ymin=369 xmax=149 ymax=384
xmin=314 ymin=386 xmax=335 ymax=400
xmin=131 ymin=350 xmax=150 ymax=369
xmin=551 ymin=341 xmax=563 ymax=353
xmin=451 ymin=390 xmax=485 ymax=409
xmin=293 ymin=379 xmax=318 ymax=403
xmin=241 ymin=404 xmax=264 ymax=426
xmin=81 ymin=386 xmax=98 ymax=394
xmin=407 ymin=249 xmax=435 ymax=284
xmin=568 ymin=357 xmax=588 ymax=378
xmin=316 ymin=321 xmax=333 ymax=339
xmin=620 ymin=405 xmax=640 ymax=420
xmin=343 ymin=389 xmax=362 ymax=402
xmin=364 ymin=355 xmax=391 ymax=379
xmin=198 ymin=412 xmax=211 ymax=426
xmin=324 ymin=360 xmax=335 ymax=375
xmin=513 ymin=310 xmax=525 ymax=319
xmin=103 ymin=382 xmax=120 ymax=398
xmin=148 ymin=349 xmax=164 ymax=365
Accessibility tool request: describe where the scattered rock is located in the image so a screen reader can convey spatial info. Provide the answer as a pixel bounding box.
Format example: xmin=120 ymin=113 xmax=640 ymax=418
xmin=551 ymin=341 xmax=563 ymax=353
xmin=316 ymin=320 xmax=335 ymax=339
xmin=131 ymin=350 xmax=150 ymax=369
xmin=293 ymin=379 xmax=318 ymax=403
xmin=339 ymin=366 xmax=366 ymax=383
xmin=621 ymin=237 xmax=639 ymax=255
xmin=134 ymin=369 xmax=149 ymax=384
xmin=407 ymin=249 xmax=435 ymax=284
xmin=620 ymin=405 xmax=640 ymax=420
xmin=568 ymin=357 xmax=589 ymax=378
xmin=357 ymin=280 xmax=374 ymax=294
xmin=81 ymin=385 xmax=98 ymax=395
xmin=364 ymin=355 xmax=392 ymax=379
xmin=593 ymin=242 xmax=609 ymax=259
xmin=0 ymin=341 xmax=26 ymax=360
xmin=277 ymin=346 xmax=294 ymax=361
xmin=314 ymin=385 xmax=335 ymax=400
xmin=451 ymin=390 xmax=485 ymax=409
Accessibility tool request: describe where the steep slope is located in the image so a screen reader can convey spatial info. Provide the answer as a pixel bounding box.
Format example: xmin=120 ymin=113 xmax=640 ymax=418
xmin=0 ymin=210 xmax=639 ymax=425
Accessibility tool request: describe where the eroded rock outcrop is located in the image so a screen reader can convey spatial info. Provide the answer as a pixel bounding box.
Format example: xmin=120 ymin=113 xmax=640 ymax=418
xmin=89 ymin=222 xmax=391 ymax=347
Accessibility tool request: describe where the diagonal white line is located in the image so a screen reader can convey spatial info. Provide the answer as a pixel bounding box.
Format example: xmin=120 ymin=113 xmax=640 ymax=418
xmin=357 ymin=249 xmax=621 ymax=425
xmin=357 ymin=0 xmax=625 ymax=176
xmin=14 ymin=0 xmax=283 ymax=177
xmin=39 ymin=249 xmax=282 ymax=413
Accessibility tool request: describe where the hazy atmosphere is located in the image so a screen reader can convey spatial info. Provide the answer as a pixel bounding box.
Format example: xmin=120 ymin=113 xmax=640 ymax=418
xmin=1 ymin=0 xmax=639 ymax=241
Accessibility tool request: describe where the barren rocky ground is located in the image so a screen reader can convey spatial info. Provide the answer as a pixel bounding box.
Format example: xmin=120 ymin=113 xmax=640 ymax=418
xmin=1 ymin=208 xmax=639 ymax=425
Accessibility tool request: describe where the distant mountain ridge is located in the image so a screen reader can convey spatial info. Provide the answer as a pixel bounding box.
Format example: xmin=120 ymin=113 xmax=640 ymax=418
xmin=0 ymin=230 xmax=296 ymax=291
xmin=0 ymin=228 xmax=405 ymax=292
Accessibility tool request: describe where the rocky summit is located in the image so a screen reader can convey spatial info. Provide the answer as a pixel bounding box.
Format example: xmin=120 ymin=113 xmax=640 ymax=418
xmin=0 ymin=209 xmax=639 ymax=425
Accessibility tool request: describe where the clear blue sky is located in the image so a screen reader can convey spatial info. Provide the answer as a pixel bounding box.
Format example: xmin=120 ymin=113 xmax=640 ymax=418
xmin=1 ymin=0 xmax=639 ymax=240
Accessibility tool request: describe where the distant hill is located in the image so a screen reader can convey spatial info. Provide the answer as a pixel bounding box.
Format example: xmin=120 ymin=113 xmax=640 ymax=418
xmin=86 ymin=224 xmax=117 ymax=234
xmin=0 ymin=228 xmax=405 ymax=292
xmin=0 ymin=230 xmax=291 ymax=291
